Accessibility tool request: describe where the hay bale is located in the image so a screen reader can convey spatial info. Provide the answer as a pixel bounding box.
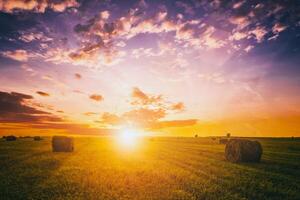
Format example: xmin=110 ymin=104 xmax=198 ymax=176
xmin=219 ymin=138 xmax=228 ymax=144
xmin=34 ymin=136 xmax=42 ymax=141
xmin=195 ymin=134 xmax=198 ymax=138
xmin=52 ymin=136 xmax=74 ymax=152
xmin=225 ymin=139 xmax=262 ymax=163
xmin=6 ymin=135 xmax=17 ymax=141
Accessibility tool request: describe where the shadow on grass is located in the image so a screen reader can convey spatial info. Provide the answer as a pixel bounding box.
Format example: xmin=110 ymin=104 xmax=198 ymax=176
xmin=0 ymin=138 xmax=76 ymax=200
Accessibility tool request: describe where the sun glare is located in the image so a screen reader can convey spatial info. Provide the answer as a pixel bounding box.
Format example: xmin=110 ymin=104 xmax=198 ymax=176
xmin=116 ymin=129 xmax=140 ymax=150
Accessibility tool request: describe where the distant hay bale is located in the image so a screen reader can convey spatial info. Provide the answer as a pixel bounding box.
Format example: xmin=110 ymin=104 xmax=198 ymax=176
xmin=33 ymin=136 xmax=42 ymax=141
xmin=225 ymin=139 xmax=262 ymax=163
xmin=194 ymin=134 xmax=198 ymax=138
xmin=219 ymin=138 xmax=228 ymax=144
xmin=52 ymin=136 xmax=74 ymax=152
xmin=6 ymin=135 xmax=17 ymax=141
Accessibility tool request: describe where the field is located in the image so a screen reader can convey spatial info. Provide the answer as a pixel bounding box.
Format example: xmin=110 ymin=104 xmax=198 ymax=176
xmin=0 ymin=137 xmax=299 ymax=200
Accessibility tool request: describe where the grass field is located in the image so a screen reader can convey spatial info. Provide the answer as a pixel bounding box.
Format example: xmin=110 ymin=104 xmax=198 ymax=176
xmin=0 ymin=137 xmax=299 ymax=200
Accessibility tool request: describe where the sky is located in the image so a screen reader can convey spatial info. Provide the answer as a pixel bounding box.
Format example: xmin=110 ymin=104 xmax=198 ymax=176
xmin=0 ymin=0 xmax=300 ymax=137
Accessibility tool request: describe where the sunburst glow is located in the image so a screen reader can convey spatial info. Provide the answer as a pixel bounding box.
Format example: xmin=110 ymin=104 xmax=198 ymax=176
xmin=116 ymin=129 xmax=140 ymax=150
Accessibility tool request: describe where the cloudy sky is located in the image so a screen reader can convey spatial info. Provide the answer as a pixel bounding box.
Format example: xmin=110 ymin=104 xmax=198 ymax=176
xmin=0 ymin=0 xmax=300 ymax=137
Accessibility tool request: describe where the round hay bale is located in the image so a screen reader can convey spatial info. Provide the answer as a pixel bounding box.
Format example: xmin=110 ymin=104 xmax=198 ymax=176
xmin=225 ymin=139 xmax=262 ymax=163
xmin=52 ymin=136 xmax=74 ymax=152
xmin=6 ymin=135 xmax=17 ymax=141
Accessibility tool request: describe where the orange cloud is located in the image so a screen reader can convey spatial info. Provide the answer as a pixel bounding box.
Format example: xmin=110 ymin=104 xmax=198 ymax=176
xmin=101 ymin=112 xmax=123 ymax=125
xmin=171 ymin=102 xmax=185 ymax=111
xmin=1 ymin=49 xmax=30 ymax=61
xmin=0 ymin=0 xmax=79 ymax=13
xmin=123 ymin=108 xmax=166 ymax=126
xmin=36 ymin=91 xmax=50 ymax=97
xmin=89 ymin=94 xmax=104 ymax=102
xmin=131 ymin=87 xmax=163 ymax=106
xmin=84 ymin=112 xmax=97 ymax=116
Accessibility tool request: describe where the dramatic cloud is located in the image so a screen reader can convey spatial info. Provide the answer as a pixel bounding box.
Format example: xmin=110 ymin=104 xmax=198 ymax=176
xmin=0 ymin=0 xmax=79 ymax=13
xmin=97 ymin=88 xmax=188 ymax=129
xmin=0 ymin=91 xmax=60 ymax=123
xmin=1 ymin=50 xmax=30 ymax=61
xmin=0 ymin=0 xmax=299 ymax=136
xmin=27 ymin=0 xmax=295 ymax=70
xmin=89 ymin=94 xmax=104 ymax=102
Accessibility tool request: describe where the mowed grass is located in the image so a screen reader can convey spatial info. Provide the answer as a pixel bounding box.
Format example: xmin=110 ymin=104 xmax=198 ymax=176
xmin=0 ymin=137 xmax=299 ymax=200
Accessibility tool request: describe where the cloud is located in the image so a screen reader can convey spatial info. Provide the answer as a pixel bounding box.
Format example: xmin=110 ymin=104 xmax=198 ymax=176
xmin=74 ymin=73 xmax=82 ymax=79
xmin=89 ymin=94 xmax=104 ymax=102
xmin=36 ymin=91 xmax=50 ymax=97
xmin=244 ymin=45 xmax=254 ymax=52
xmin=18 ymin=32 xmax=53 ymax=43
xmin=0 ymin=91 xmax=61 ymax=123
xmin=233 ymin=1 xmax=245 ymax=9
xmin=131 ymin=87 xmax=163 ymax=106
xmin=84 ymin=112 xmax=98 ymax=116
xmin=171 ymin=102 xmax=185 ymax=111
xmin=96 ymin=88 xmax=187 ymax=129
xmin=1 ymin=49 xmax=31 ymax=61
xmin=67 ymin=7 xmax=230 ymax=68
xmin=272 ymin=23 xmax=287 ymax=34
xmin=3 ymin=0 xmax=295 ymax=70
xmin=100 ymin=10 xmax=110 ymax=19
xmin=229 ymin=31 xmax=248 ymax=41
xmin=44 ymin=45 xmax=126 ymax=68
xmin=98 ymin=110 xmax=196 ymax=130
xmin=0 ymin=0 xmax=79 ymax=13
xmin=229 ymin=16 xmax=250 ymax=29
xmin=100 ymin=112 xmax=123 ymax=125
xmin=123 ymin=108 xmax=166 ymax=125
xmin=250 ymin=26 xmax=268 ymax=43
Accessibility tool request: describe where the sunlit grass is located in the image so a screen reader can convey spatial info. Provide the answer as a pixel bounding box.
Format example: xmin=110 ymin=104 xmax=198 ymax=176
xmin=0 ymin=137 xmax=299 ymax=199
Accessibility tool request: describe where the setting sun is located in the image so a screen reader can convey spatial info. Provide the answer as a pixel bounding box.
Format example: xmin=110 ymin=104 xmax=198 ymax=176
xmin=116 ymin=129 xmax=140 ymax=150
